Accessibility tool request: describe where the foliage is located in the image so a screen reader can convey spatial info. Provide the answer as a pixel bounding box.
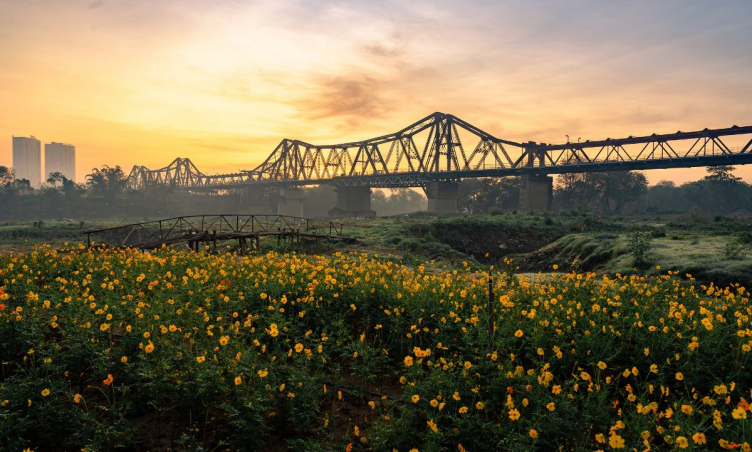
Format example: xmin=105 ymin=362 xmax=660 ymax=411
xmin=458 ymin=178 xmax=520 ymax=214
xmin=1 ymin=247 xmax=751 ymax=450
xmin=0 ymin=166 xmax=14 ymax=187
xmin=628 ymin=230 xmax=653 ymax=269
xmin=85 ymin=165 xmax=130 ymax=200
xmin=646 ymin=166 xmax=752 ymax=214
xmin=556 ymin=171 xmax=648 ymax=213
xmin=46 ymin=171 xmax=84 ymax=197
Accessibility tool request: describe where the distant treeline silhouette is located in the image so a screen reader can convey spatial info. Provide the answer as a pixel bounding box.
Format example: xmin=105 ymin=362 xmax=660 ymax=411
xmin=0 ymin=164 xmax=750 ymax=221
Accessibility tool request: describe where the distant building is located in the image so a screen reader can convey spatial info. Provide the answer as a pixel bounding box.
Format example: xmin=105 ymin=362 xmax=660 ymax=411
xmin=45 ymin=142 xmax=76 ymax=183
xmin=12 ymin=136 xmax=42 ymax=188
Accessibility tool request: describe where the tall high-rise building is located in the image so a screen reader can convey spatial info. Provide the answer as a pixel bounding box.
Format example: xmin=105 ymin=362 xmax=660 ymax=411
xmin=45 ymin=142 xmax=76 ymax=182
xmin=12 ymin=136 xmax=42 ymax=188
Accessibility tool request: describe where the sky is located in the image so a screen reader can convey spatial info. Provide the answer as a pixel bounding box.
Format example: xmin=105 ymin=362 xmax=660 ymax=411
xmin=1 ymin=0 xmax=751 ymax=184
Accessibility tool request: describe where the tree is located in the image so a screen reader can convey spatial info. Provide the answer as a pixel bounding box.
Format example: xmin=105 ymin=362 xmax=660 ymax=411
xmin=458 ymin=178 xmax=519 ymax=213
xmin=704 ymin=165 xmax=741 ymax=183
xmin=86 ymin=165 xmax=129 ymax=200
xmin=555 ymin=171 xmax=647 ymax=213
xmin=593 ymin=171 xmax=648 ymax=213
xmin=47 ymin=171 xmax=82 ymax=197
xmin=646 ymin=180 xmax=678 ymax=212
xmin=0 ymin=166 xmax=14 ymax=187
xmin=692 ymin=165 xmax=748 ymax=213
xmin=372 ymin=188 xmax=426 ymax=215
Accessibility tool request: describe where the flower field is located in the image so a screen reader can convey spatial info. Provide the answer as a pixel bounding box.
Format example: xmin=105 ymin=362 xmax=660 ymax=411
xmin=1 ymin=246 xmax=751 ymax=451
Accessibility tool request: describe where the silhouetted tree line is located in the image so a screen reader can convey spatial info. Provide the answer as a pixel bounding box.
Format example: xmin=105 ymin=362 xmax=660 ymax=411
xmin=456 ymin=166 xmax=751 ymax=214
xmin=1 ymin=164 xmax=749 ymax=220
xmin=0 ymin=165 xmax=273 ymax=221
xmin=642 ymin=166 xmax=752 ymax=214
xmin=0 ymin=165 xmax=429 ymax=221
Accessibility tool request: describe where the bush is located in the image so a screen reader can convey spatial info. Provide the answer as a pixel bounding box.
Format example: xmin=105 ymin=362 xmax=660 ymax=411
xmin=629 ymin=230 xmax=653 ymax=269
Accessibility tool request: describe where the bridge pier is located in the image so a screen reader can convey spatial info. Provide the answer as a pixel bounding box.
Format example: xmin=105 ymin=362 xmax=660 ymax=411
xmin=426 ymin=181 xmax=459 ymax=213
xmin=518 ymin=174 xmax=553 ymax=211
xmin=328 ymin=186 xmax=375 ymax=218
xmin=277 ymin=187 xmax=304 ymax=217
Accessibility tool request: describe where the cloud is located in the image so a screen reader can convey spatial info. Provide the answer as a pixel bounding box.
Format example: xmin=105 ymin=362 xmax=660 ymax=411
xmin=296 ymin=72 xmax=393 ymax=126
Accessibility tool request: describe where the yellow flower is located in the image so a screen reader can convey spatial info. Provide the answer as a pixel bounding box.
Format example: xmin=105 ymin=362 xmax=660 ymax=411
xmin=459 ymin=406 xmax=468 ymax=414
xmin=508 ymin=408 xmax=520 ymax=420
xmin=475 ymin=401 xmax=485 ymax=410
xmin=257 ymin=369 xmax=268 ymax=378
xmin=430 ymin=399 xmax=438 ymax=408
xmin=595 ymin=433 xmax=605 ymax=443
xmin=732 ymin=407 xmax=747 ymax=419
xmin=692 ymin=433 xmax=706 ymax=445
xmin=427 ymin=419 xmax=438 ymax=433
xmin=597 ymin=361 xmax=607 ymax=370
xmin=675 ymin=372 xmax=684 ymax=381
xmin=404 ymin=356 xmax=414 ymax=367
xmin=546 ymin=402 xmax=555 ymax=411
xmin=464 ymin=361 xmax=472 ymax=370
xmin=41 ymin=388 xmax=50 ymax=397
xmin=120 ymin=356 xmax=128 ymax=363
xmin=73 ymin=394 xmax=82 ymax=403
xmin=675 ymin=436 xmax=688 ymax=449
xmin=411 ymin=394 xmax=420 ymax=403
xmin=529 ymin=429 xmax=538 ymax=438
xmin=609 ymin=433 xmax=625 ymax=449
xmin=514 ymin=329 xmax=524 ymax=338
xmin=144 ymin=341 xmax=154 ymax=354
xmin=295 ymin=343 xmax=304 ymax=353
xmin=234 ymin=376 xmax=242 ymax=386
xmin=681 ymin=405 xmax=693 ymax=415
xmin=219 ymin=335 xmax=229 ymax=346
xmin=196 ymin=356 xmax=205 ymax=363
xmin=650 ymin=364 xmax=658 ymax=373
xmin=452 ymin=392 xmax=461 ymax=401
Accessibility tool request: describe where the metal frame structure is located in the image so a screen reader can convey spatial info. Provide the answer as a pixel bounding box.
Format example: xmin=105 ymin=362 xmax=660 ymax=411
xmin=85 ymin=214 xmax=346 ymax=250
xmin=127 ymin=113 xmax=752 ymax=189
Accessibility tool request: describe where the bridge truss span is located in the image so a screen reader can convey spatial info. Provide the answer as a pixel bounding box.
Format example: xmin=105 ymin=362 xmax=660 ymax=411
xmin=537 ymin=125 xmax=752 ymax=169
xmin=127 ymin=113 xmax=752 ymax=189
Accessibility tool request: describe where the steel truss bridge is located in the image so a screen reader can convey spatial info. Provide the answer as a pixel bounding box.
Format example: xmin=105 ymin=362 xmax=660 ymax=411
xmin=127 ymin=112 xmax=752 ymax=190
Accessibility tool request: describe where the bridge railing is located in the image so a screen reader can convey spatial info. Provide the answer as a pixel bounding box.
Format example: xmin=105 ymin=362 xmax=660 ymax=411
xmin=85 ymin=215 xmax=345 ymax=249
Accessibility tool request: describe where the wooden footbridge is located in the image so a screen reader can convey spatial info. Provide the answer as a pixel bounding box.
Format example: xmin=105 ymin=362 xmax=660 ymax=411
xmin=84 ymin=215 xmax=351 ymax=252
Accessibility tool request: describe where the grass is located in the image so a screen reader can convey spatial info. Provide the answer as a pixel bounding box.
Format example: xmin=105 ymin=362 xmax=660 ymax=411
xmin=537 ymin=231 xmax=752 ymax=287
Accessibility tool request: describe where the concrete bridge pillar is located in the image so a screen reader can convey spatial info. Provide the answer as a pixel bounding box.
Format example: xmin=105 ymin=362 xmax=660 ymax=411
xmin=328 ymin=186 xmax=376 ymax=217
xmin=518 ymin=175 xmax=553 ymax=211
xmin=277 ymin=187 xmax=304 ymax=217
xmin=426 ymin=181 xmax=459 ymax=213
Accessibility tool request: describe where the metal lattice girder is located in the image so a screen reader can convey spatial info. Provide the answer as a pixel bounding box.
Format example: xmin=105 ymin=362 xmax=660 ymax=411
xmin=127 ymin=114 xmax=752 ymax=190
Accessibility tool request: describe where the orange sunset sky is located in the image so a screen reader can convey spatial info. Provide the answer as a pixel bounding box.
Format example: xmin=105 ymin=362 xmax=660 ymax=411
xmin=1 ymin=0 xmax=751 ymax=184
